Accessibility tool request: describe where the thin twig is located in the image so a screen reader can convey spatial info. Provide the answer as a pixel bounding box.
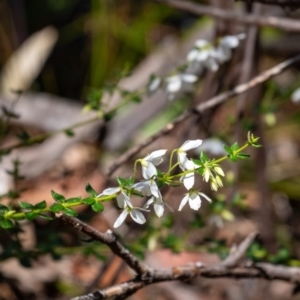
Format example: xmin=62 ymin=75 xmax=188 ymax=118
xmin=71 ymin=232 xmax=300 ymax=300
xmin=159 ymin=0 xmax=300 ymax=32
xmin=221 ymin=232 xmax=258 ymax=268
xmin=107 ymin=54 xmax=300 ymax=176
xmin=236 ymin=0 xmax=300 ymax=7
xmin=55 ymin=213 xmax=151 ymax=276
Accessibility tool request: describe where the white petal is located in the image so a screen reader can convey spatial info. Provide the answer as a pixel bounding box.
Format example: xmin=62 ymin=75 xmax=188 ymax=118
xmin=196 ymin=50 xmax=210 ymax=61
xmin=148 ymin=77 xmax=161 ymax=92
xmin=199 ymin=138 xmax=227 ymax=155
xmin=204 ymin=57 xmax=219 ymax=71
xmin=154 ymin=203 xmax=164 ymax=217
xmin=195 ymin=39 xmax=209 ymax=48
xmin=178 ymin=152 xmax=188 ymax=170
xmin=150 ymin=181 xmax=160 ymax=198
xmin=184 ymin=159 xmax=196 ymax=171
xmin=98 ymin=187 xmax=120 ymax=196
xmin=178 ymin=194 xmax=189 ymax=211
xmin=144 ymin=197 xmax=154 ymax=209
xmin=199 ymin=192 xmax=212 ymax=203
xmin=187 ymin=49 xmax=199 ymax=62
xmin=292 ymin=87 xmax=300 ymax=103
xmin=114 ymin=210 xmax=129 ymax=228
xmin=181 ymin=74 xmax=198 ymax=83
xmin=182 ymin=172 xmax=195 ymax=190
xmin=220 ymin=36 xmax=239 ymax=48
xmin=189 ymin=193 xmax=201 ymax=210
xmin=130 ymin=210 xmax=146 ymax=224
xmin=117 ymin=192 xmax=132 ymax=209
xmin=144 ymin=149 xmax=167 ymax=165
xmin=180 ymin=139 xmax=203 ymax=151
xmin=142 ymin=162 xmax=157 ymax=179
xmin=166 ymin=78 xmax=182 ymax=93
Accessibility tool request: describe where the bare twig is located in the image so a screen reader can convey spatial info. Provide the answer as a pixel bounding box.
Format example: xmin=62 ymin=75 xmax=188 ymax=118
xmin=159 ymin=0 xmax=300 ymax=32
xmin=221 ymin=232 xmax=258 ymax=268
xmin=107 ymin=54 xmax=300 ymax=176
xmin=71 ymin=232 xmax=300 ymax=300
xmin=236 ymin=0 xmax=300 ymax=7
xmin=55 ymin=213 xmax=150 ymax=276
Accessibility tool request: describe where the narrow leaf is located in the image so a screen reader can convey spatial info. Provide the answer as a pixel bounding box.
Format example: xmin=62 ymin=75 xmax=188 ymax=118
xmin=19 ymin=201 xmax=34 ymax=210
xmin=34 ymin=200 xmax=47 ymax=210
xmin=50 ymin=203 xmax=64 ymax=212
xmin=85 ymin=183 xmax=97 ymax=197
xmin=0 ymin=219 xmax=14 ymax=229
xmin=63 ymin=207 xmax=78 ymax=217
xmin=91 ymin=202 xmax=104 ymax=213
xmin=25 ymin=211 xmax=38 ymax=221
xmin=51 ymin=190 xmax=65 ymax=203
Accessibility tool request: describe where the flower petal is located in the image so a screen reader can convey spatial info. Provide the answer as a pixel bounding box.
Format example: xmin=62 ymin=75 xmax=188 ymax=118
xmin=113 ymin=210 xmax=129 ymax=228
xmin=220 ymin=36 xmax=239 ymax=48
xmin=178 ymin=194 xmax=189 ymax=211
xmin=149 ymin=181 xmax=160 ymax=198
xmin=98 ymin=187 xmax=120 ymax=197
xmin=195 ymin=39 xmax=209 ymax=48
xmin=154 ymin=203 xmax=164 ymax=217
xmin=181 ymin=74 xmax=198 ymax=83
xmin=166 ymin=76 xmax=182 ymax=93
xmin=181 ymin=172 xmax=195 ymax=190
xmin=144 ymin=149 xmax=167 ymax=165
xmin=148 ymin=77 xmax=161 ymax=93
xmin=189 ymin=193 xmax=201 ymax=210
xmin=199 ymin=192 xmax=212 ymax=203
xmin=130 ymin=210 xmax=146 ymax=224
xmin=142 ymin=162 xmax=157 ymax=179
xmin=187 ymin=49 xmax=199 ymax=62
xmin=180 ymin=139 xmax=203 ymax=151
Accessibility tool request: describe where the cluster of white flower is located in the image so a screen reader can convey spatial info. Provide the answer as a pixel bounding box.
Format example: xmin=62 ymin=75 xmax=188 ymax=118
xmin=148 ymin=34 xmax=245 ymax=99
xmin=97 ymin=139 xmax=226 ymax=228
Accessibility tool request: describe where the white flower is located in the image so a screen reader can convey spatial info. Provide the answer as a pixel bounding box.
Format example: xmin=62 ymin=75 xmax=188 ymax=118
xmin=165 ymin=74 xmax=198 ymax=94
xmin=132 ymin=179 xmax=160 ymax=198
xmin=98 ymin=187 xmax=132 ymax=208
xmin=144 ymin=190 xmax=173 ymax=218
xmin=177 ymin=140 xmax=202 ymax=190
xmin=113 ymin=206 xmax=146 ymax=228
xmin=292 ymin=87 xmax=300 ymax=103
xmin=140 ymin=149 xmax=167 ymax=179
xmin=179 ymin=190 xmax=212 ymax=211
xmin=177 ymin=139 xmax=202 ymax=169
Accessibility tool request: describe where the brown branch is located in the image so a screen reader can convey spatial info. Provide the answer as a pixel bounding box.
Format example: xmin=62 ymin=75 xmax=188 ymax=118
xmin=55 ymin=213 xmax=151 ymax=276
xmin=71 ymin=232 xmax=300 ymax=300
xmin=107 ymin=54 xmax=300 ymax=176
xmin=159 ymin=0 xmax=300 ymax=32
xmin=236 ymin=0 xmax=300 ymax=7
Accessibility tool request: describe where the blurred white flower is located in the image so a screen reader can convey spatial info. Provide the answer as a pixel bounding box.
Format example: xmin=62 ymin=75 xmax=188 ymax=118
xmin=140 ymin=149 xmax=167 ymax=179
xmin=292 ymin=87 xmax=300 ymax=103
xmin=165 ymin=73 xmax=198 ymax=94
xmin=132 ymin=179 xmax=160 ymax=198
xmin=179 ymin=190 xmax=211 ymax=211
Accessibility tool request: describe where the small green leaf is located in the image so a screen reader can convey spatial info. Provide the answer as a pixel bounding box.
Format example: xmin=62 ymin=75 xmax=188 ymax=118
xmin=85 ymin=183 xmax=97 ymax=197
xmin=236 ymin=153 xmax=250 ymax=159
xmin=131 ymin=95 xmax=141 ymax=103
xmin=200 ymin=151 xmax=209 ymax=162
xmin=0 ymin=219 xmax=14 ymax=229
xmin=38 ymin=213 xmax=53 ymax=221
xmin=229 ymin=155 xmax=238 ymax=162
xmin=91 ymin=202 xmax=104 ymax=212
xmin=51 ymin=190 xmax=65 ymax=203
xmin=34 ymin=200 xmax=47 ymax=210
xmin=231 ymin=142 xmax=239 ymax=151
xmin=65 ymin=197 xmax=81 ymax=204
xmin=192 ymin=159 xmax=202 ymax=166
xmin=223 ymin=145 xmax=232 ymax=154
xmin=81 ymin=197 xmax=95 ymax=205
xmin=25 ymin=211 xmax=38 ymax=221
xmin=19 ymin=201 xmax=34 ymax=210
xmin=117 ymin=177 xmax=129 ymax=187
xmin=63 ymin=207 xmax=78 ymax=217
xmin=0 ymin=204 xmax=9 ymax=213
xmin=65 ymin=129 xmax=74 ymax=137
xmin=50 ymin=203 xmax=64 ymax=212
